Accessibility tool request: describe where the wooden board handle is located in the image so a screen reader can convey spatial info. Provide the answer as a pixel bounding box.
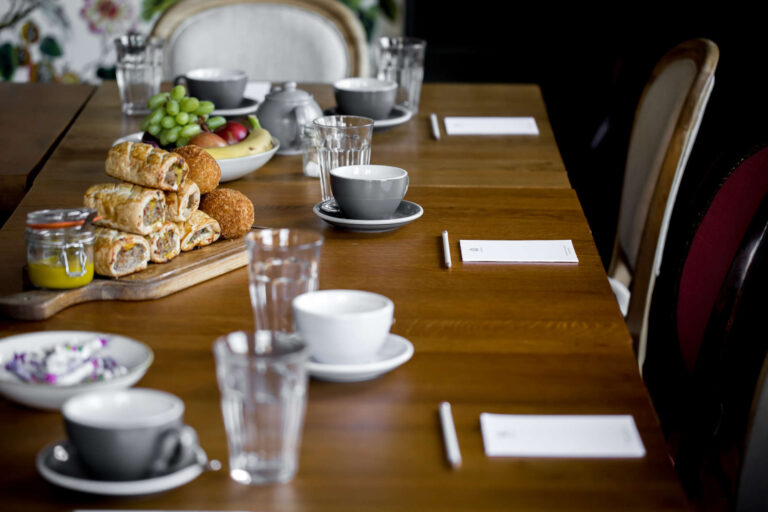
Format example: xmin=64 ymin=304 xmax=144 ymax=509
xmin=0 ymin=287 xmax=100 ymax=321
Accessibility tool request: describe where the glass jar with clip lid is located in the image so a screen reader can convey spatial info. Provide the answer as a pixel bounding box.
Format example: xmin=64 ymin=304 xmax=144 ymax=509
xmin=25 ymin=208 xmax=99 ymax=290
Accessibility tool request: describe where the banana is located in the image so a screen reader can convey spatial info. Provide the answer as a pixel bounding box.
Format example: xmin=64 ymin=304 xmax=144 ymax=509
xmin=204 ymin=116 xmax=273 ymax=159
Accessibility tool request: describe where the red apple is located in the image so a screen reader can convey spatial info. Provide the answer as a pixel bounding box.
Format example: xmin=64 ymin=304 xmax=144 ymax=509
xmin=189 ymin=132 xmax=228 ymax=148
xmin=215 ymin=121 xmax=249 ymax=144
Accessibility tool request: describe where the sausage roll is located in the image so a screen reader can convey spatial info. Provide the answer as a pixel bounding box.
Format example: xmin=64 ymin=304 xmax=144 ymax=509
xmin=164 ymin=180 xmax=200 ymax=222
xmin=94 ymin=227 xmax=151 ymax=278
xmin=177 ymin=210 xmax=221 ymax=251
xmin=145 ymin=222 xmax=182 ymax=263
xmin=106 ymin=141 xmax=189 ymax=192
xmin=84 ymin=183 xmax=166 ymax=236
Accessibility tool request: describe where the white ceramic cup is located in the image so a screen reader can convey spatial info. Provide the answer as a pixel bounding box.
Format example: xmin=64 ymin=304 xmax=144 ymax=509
xmin=292 ymin=290 xmax=394 ymax=364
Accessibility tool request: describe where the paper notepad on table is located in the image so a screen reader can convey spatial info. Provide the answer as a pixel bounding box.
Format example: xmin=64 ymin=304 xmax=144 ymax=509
xmin=444 ymin=116 xmax=539 ymax=135
xmin=460 ymin=240 xmax=578 ymax=263
xmin=480 ymin=414 xmax=646 ymax=458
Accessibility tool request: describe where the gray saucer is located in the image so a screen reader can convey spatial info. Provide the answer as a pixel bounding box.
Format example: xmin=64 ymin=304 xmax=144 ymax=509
xmin=313 ymin=200 xmax=423 ymax=232
xmin=323 ymin=105 xmax=413 ymax=132
xmin=36 ymin=440 xmax=207 ymax=495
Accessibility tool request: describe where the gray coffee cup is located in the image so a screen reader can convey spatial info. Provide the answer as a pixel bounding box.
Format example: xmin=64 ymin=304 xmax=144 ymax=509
xmin=62 ymin=388 xmax=196 ymax=481
xmin=330 ymin=165 xmax=408 ymax=220
xmin=333 ymin=78 xmax=397 ymax=120
xmin=174 ymin=68 xmax=247 ymax=109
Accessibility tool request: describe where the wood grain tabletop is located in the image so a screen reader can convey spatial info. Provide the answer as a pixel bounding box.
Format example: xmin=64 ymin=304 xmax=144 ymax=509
xmin=0 ymin=82 xmax=688 ymax=511
xmin=0 ymin=82 xmax=95 ymax=221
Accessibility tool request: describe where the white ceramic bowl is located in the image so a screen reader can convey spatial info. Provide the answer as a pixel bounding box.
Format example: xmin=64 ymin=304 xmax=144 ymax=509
xmin=293 ymin=290 xmax=394 ymax=364
xmin=112 ymin=133 xmax=280 ymax=183
xmin=0 ymin=331 xmax=153 ymax=410
xmin=215 ymin=137 xmax=280 ymax=182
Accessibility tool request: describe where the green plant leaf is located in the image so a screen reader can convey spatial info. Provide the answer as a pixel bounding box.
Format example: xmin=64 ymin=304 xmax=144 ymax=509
xmin=141 ymin=0 xmax=182 ymax=21
xmin=380 ymin=0 xmax=397 ymax=21
xmin=0 ymin=43 xmax=18 ymax=81
xmin=39 ymin=36 xmax=62 ymax=57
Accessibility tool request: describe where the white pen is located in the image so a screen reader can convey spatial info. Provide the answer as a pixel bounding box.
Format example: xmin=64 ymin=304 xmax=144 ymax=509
xmin=439 ymin=401 xmax=462 ymax=469
xmin=442 ymin=230 xmax=452 ymax=269
xmin=430 ymin=112 xmax=441 ymax=140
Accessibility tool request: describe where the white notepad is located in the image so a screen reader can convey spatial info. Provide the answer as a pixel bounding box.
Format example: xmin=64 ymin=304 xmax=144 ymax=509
xmin=245 ymin=81 xmax=271 ymax=103
xmin=480 ymin=413 xmax=646 ymax=458
xmin=443 ymin=116 xmax=539 ymax=135
xmin=460 ymin=240 xmax=578 ymax=263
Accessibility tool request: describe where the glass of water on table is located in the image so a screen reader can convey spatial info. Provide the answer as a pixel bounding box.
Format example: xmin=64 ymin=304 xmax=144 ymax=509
xmin=313 ymin=115 xmax=374 ymax=213
xmin=114 ymin=33 xmax=164 ymax=115
xmin=214 ymin=229 xmax=323 ymax=485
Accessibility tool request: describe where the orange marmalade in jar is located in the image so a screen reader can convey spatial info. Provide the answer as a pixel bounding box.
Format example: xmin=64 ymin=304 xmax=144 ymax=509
xmin=25 ymin=208 xmax=97 ymax=290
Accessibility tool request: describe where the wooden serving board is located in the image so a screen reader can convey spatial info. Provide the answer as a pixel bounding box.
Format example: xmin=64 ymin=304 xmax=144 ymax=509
xmin=0 ymin=237 xmax=247 ymax=321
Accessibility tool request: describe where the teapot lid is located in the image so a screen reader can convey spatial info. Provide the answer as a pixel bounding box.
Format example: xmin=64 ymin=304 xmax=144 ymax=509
xmin=266 ymin=81 xmax=314 ymax=102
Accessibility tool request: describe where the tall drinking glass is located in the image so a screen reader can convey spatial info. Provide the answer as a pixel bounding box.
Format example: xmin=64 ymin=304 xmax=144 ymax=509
xmin=376 ymin=37 xmax=426 ymax=115
xmin=114 ymin=33 xmax=164 ymax=115
xmin=214 ymin=229 xmax=323 ymax=485
xmin=246 ymin=229 xmax=324 ymax=346
xmin=313 ymin=115 xmax=373 ymax=213
xmin=214 ymin=331 xmax=308 ymax=485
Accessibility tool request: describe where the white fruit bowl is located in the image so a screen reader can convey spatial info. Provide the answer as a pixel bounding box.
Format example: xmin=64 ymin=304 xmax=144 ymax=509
xmin=216 ymin=137 xmax=280 ymax=182
xmin=113 ymin=133 xmax=280 ymax=183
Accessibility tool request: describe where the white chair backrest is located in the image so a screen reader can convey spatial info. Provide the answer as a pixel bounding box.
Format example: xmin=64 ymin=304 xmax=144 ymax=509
xmin=610 ymin=39 xmax=719 ymax=365
xmin=152 ymin=0 xmax=369 ymax=82
xmin=619 ymin=58 xmax=699 ymax=271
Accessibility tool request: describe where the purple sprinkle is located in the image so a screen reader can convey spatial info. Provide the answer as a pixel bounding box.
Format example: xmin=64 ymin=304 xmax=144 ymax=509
xmin=44 ymin=374 xmax=57 ymax=384
xmin=99 ymin=338 xmax=107 ymax=347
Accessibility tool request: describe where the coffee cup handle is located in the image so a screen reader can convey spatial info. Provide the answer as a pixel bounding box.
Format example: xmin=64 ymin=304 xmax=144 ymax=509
xmin=173 ymin=75 xmax=188 ymax=87
xmin=404 ymin=175 xmax=409 ymax=196
xmin=150 ymin=424 xmax=199 ymax=475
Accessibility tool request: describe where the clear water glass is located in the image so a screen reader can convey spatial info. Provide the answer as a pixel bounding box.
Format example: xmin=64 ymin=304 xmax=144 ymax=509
xmin=246 ymin=229 xmax=324 ymax=346
xmin=214 ymin=331 xmax=309 ymax=485
xmin=376 ymin=37 xmax=426 ymax=114
xmin=114 ymin=34 xmax=164 ymax=116
xmin=313 ymin=115 xmax=373 ymax=213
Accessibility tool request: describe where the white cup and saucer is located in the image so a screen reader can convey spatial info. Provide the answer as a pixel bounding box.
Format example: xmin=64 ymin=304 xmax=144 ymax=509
xmin=292 ymin=290 xmax=414 ymax=382
xmin=36 ymin=388 xmax=214 ymax=495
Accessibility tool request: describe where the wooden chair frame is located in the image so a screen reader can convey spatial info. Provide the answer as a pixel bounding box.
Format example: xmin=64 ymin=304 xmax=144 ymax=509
xmin=151 ymin=0 xmax=370 ymax=79
xmin=609 ymin=38 xmax=719 ymax=364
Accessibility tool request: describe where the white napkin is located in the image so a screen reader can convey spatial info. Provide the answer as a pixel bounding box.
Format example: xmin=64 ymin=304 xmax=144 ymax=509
xmin=443 ymin=116 xmax=539 ymax=135
xmin=480 ymin=413 xmax=646 ymax=458
xmin=459 ymin=240 xmax=578 ymax=263
xmin=244 ymin=81 xmax=271 ymax=103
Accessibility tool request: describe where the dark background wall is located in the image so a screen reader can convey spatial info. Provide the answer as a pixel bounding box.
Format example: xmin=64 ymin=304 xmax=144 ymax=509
xmin=404 ymin=2 xmax=768 ymax=267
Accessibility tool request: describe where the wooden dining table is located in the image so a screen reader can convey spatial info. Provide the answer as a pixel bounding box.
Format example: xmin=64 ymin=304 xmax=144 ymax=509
xmin=0 ymin=82 xmax=689 ymax=511
xmin=0 ymin=82 xmax=95 ymax=224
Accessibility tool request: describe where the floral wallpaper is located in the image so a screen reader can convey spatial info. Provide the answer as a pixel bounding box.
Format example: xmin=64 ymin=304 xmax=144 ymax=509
xmin=0 ymin=0 xmax=400 ymax=84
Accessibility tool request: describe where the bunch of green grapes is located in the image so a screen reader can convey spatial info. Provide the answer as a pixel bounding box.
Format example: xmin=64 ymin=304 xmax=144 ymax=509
xmin=140 ymin=85 xmax=226 ymax=147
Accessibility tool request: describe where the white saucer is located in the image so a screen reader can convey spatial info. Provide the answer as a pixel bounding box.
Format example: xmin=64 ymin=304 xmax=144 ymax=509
xmin=211 ymin=97 xmax=258 ymax=117
xmin=324 ymin=105 xmax=413 ymax=132
xmin=313 ymin=200 xmax=423 ymax=232
xmin=36 ymin=440 xmax=206 ymax=495
xmin=307 ymin=334 xmax=414 ymax=382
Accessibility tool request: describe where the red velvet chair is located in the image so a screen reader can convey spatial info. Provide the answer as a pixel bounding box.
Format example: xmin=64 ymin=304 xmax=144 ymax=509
xmin=644 ymin=141 xmax=768 ymax=510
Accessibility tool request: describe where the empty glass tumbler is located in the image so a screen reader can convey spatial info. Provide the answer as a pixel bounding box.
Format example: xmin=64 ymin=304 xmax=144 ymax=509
xmin=313 ymin=115 xmax=374 ymax=213
xmin=214 ymin=331 xmax=309 ymax=485
xmin=114 ymin=33 xmax=164 ymax=115
xmin=376 ymin=37 xmax=426 ymax=114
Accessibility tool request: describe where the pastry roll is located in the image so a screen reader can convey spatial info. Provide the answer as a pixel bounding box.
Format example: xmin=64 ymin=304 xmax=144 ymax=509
xmin=84 ymin=183 xmax=166 ymax=236
xmin=106 ymin=141 xmax=189 ymax=192
xmin=94 ymin=227 xmax=150 ymax=277
xmin=177 ymin=210 xmax=221 ymax=251
xmin=145 ymin=222 xmax=181 ymax=263
xmin=164 ymin=180 xmax=200 ymax=222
